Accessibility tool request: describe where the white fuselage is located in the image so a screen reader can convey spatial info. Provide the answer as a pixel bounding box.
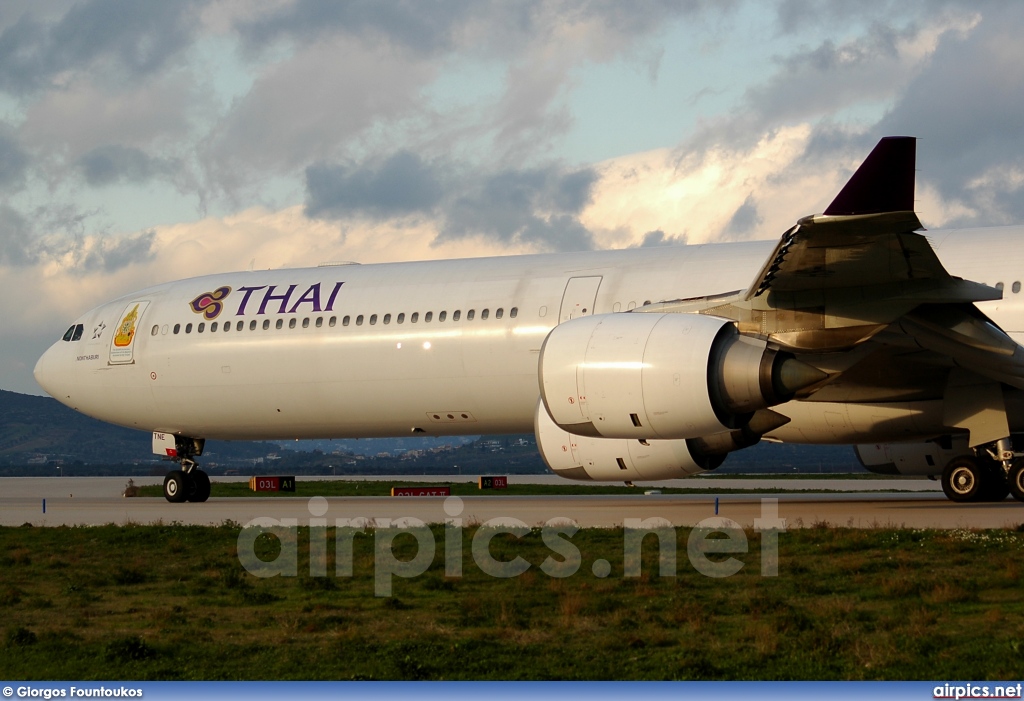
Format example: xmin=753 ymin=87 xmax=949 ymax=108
xmin=33 ymin=226 xmax=1024 ymax=445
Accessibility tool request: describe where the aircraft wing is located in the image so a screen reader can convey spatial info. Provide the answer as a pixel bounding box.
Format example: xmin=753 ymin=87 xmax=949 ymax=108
xmin=649 ymin=137 xmax=1024 ymax=444
xmin=676 ymin=137 xmax=1004 ymax=354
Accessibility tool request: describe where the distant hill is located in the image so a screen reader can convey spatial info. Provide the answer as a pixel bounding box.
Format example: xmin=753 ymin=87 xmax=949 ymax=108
xmin=0 ymin=389 xmax=863 ymax=475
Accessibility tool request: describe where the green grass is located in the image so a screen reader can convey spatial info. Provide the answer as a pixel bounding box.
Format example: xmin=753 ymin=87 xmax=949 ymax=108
xmin=2 ymin=523 xmax=1023 ymax=680
xmin=137 ymin=479 xmax=919 ymax=499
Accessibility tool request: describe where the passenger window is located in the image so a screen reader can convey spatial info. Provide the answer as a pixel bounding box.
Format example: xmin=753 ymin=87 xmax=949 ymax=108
xmin=356 ymin=315 xmax=364 ymax=326
xmin=71 ymin=324 xmax=84 ymax=341
xmin=411 ymin=312 xmax=419 ymax=323
xmin=439 ymin=311 xmax=446 ymax=322
xmin=510 ymin=307 xmax=518 ymax=318
xmin=302 ymin=318 xmax=310 ymax=328
xmin=643 ymin=300 xmax=651 ymax=306
xmin=316 ymin=317 xmax=323 ymax=328
xmin=397 ymin=313 xmax=405 ymax=324
xmin=198 ymin=323 xmax=205 ymax=333
xmin=383 ymin=314 xmax=391 ymax=325
xmin=496 ymin=308 xmax=503 ymax=319
xmin=223 ymin=322 xmax=230 ymax=332
xmin=289 ymin=318 xmax=296 ymax=329
xmin=453 ymin=310 xmax=461 ymax=321
xmin=63 ymin=326 xmax=75 ymax=342
xmin=151 ymin=325 xmax=159 ymax=336
xmin=276 ymin=319 xmax=283 ymax=329
xmin=425 ymin=312 xmax=433 ymax=322
xmin=329 ymin=317 xmax=337 ymax=327
xmin=249 ymin=320 xmax=257 ymax=331
xmin=211 ymin=322 xmax=218 ymax=332
xmin=369 ymin=314 xmax=377 ymax=325
xmin=173 ymin=324 xmax=180 ymax=335
xmin=262 ymin=319 xmax=270 ymax=330
xmin=481 ymin=309 xmax=489 ymax=320
xmin=186 ymin=323 xmax=193 ymax=334
xmin=343 ymin=316 xmax=350 ymax=326
xmin=467 ymin=310 xmax=475 ymax=321
xmin=1014 ymin=282 xmax=1021 ymax=294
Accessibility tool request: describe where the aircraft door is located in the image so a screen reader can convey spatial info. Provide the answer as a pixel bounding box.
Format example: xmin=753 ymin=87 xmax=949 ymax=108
xmin=109 ymin=300 xmax=150 ymax=365
xmin=558 ymin=276 xmax=602 ymax=324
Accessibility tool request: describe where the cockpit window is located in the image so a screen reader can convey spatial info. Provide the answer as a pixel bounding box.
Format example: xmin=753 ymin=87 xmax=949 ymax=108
xmin=71 ymin=324 xmax=84 ymax=341
xmin=62 ymin=326 xmax=75 ymax=342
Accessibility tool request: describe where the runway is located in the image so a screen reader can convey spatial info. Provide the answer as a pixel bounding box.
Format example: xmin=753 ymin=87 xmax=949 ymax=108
xmin=2 ymin=476 xmax=1022 ymax=529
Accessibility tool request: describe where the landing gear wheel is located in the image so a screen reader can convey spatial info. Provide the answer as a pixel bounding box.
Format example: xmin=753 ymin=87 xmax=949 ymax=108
xmin=1009 ymin=459 xmax=1024 ymax=503
xmin=980 ymin=465 xmax=1010 ymax=502
xmin=187 ymin=470 xmax=211 ymax=503
xmin=942 ymin=456 xmax=983 ymax=502
xmin=163 ymin=470 xmax=188 ymax=503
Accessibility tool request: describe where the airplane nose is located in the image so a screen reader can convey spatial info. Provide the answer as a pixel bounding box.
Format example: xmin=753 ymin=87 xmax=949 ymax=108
xmin=34 ymin=343 xmax=63 ymax=400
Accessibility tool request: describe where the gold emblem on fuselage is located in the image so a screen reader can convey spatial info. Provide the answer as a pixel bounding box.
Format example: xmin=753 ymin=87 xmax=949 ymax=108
xmin=113 ymin=304 xmax=140 ymax=348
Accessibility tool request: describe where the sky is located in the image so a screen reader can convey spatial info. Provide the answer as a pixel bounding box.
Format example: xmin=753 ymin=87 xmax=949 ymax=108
xmin=3 ymin=0 xmax=1024 ymax=395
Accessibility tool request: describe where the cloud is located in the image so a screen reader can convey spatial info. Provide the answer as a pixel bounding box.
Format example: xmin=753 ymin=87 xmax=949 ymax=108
xmin=723 ymin=193 xmax=763 ymax=235
xmin=76 ymin=145 xmax=179 ymax=187
xmin=235 ymin=0 xmax=717 ymax=60
xmin=75 ymin=230 xmax=156 ymax=273
xmin=305 ymin=151 xmax=599 ymax=252
xmin=305 ymin=151 xmax=445 ymax=218
xmin=21 ymin=76 xmax=196 ymax=160
xmin=580 ymin=126 xmax=837 ymax=247
xmin=636 ymin=229 xmax=686 ymax=247
xmin=0 ymin=0 xmax=203 ymax=95
xmin=0 ymin=125 xmax=29 ymax=190
xmin=441 ymin=166 xmax=598 ymax=251
xmin=209 ymin=1 xmax=735 ymax=188
xmin=236 ymin=0 xmax=472 ymax=56
xmin=876 ymin=3 xmax=1024 ymax=225
xmin=0 ymin=205 xmax=35 ymax=265
xmin=202 ymin=37 xmax=434 ymax=191
xmin=0 ymin=202 xmax=155 ymax=273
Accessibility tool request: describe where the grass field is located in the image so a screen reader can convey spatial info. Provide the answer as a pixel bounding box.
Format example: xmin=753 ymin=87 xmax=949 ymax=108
xmin=136 ymin=478 xmax=920 ymax=499
xmin=2 ymin=523 xmax=1024 ymax=680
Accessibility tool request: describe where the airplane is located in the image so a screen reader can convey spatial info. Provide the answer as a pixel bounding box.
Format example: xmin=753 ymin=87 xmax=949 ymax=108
xmin=33 ymin=137 xmax=1024 ymax=504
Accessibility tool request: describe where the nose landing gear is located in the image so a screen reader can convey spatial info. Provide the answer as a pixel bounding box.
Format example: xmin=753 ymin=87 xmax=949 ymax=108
xmin=159 ymin=436 xmax=211 ymax=503
xmin=163 ymin=464 xmax=211 ymax=503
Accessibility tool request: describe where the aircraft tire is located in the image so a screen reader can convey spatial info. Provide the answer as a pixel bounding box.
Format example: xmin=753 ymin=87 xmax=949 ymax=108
xmin=187 ymin=470 xmax=211 ymax=503
xmin=981 ymin=476 xmax=1011 ymax=502
xmin=163 ymin=470 xmax=188 ymax=503
xmin=976 ymin=460 xmax=1010 ymax=502
xmin=941 ymin=456 xmax=983 ymax=502
xmin=1009 ymin=460 xmax=1024 ymax=503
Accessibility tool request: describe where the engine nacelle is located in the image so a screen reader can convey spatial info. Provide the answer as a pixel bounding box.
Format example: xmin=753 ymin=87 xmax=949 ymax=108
xmin=534 ymin=399 xmax=722 ymax=481
xmin=539 ymin=312 xmax=822 ymax=440
xmin=855 ymin=437 xmax=968 ymax=476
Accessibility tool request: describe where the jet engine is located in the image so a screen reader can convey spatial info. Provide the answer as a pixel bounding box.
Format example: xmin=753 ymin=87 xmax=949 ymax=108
xmin=534 ymin=399 xmax=791 ymax=482
xmin=539 ymin=313 xmax=823 ymax=440
xmin=535 ymin=398 xmax=720 ymax=481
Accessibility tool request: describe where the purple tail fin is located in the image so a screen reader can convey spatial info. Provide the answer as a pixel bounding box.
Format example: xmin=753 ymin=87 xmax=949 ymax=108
xmin=824 ymin=136 xmax=916 ymax=216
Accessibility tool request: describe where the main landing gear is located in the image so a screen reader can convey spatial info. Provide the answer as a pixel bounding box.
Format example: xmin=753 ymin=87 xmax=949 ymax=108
xmin=941 ymin=438 xmax=1022 ymax=503
xmin=161 ymin=436 xmax=210 ymax=503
